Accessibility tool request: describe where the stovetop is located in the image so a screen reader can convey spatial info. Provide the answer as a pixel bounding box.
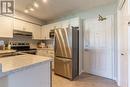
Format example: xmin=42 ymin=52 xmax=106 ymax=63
xmin=10 ymin=42 xmax=37 ymax=52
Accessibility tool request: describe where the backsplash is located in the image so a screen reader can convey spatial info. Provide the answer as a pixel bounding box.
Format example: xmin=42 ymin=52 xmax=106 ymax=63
xmin=0 ymin=35 xmax=54 ymax=49
xmin=0 ymin=35 xmax=40 ymax=48
xmin=42 ymin=39 xmax=54 ymax=48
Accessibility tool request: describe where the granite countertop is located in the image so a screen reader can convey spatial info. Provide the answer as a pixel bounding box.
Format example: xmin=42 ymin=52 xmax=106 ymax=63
xmin=0 ymin=50 xmax=16 ymax=54
xmin=36 ymin=48 xmax=54 ymax=51
xmin=0 ymin=54 xmax=52 ymax=77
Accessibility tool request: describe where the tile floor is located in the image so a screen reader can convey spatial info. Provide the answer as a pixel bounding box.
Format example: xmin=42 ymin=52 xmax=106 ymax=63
xmin=52 ymin=73 xmax=118 ymax=87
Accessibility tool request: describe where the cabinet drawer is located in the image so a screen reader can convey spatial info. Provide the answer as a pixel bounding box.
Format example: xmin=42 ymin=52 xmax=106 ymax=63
xmin=37 ymin=50 xmax=48 ymax=56
xmin=48 ymin=51 xmax=54 ymax=54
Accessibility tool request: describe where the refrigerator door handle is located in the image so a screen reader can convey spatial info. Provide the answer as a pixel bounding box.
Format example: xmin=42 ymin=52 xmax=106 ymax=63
xmin=56 ymin=58 xmax=71 ymax=63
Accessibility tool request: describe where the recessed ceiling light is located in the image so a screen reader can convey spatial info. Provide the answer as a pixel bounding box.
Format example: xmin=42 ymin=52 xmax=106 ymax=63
xmin=43 ymin=0 xmax=47 ymax=3
xmin=24 ymin=10 xmax=29 ymax=13
xmin=34 ymin=2 xmax=39 ymax=8
xmin=29 ymin=8 xmax=34 ymax=11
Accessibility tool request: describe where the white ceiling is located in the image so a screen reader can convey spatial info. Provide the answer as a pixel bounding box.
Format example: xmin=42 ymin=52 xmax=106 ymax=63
xmin=15 ymin=0 xmax=115 ymax=21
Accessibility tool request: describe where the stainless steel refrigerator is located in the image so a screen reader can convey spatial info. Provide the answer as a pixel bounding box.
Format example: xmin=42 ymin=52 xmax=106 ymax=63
xmin=54 ymin=27 xmax=79 ymax=80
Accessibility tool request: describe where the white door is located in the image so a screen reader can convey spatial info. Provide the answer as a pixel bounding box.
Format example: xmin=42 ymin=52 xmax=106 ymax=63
xmin=117 ymin=0 xmax=129 ymax=87
xmin=128 ymin=25 xmax=130 ymax=87
xmin=117 ymin=0 xmax=129 ymax=86
xmin=83 ymin=15 xmax=114 ymax=79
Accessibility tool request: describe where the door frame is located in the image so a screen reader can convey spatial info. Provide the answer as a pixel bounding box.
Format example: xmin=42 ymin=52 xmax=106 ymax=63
xmin=83 ymin=15 xmax=115 ymax=80
xmin=117 ymin=0 xmax=129 ymax=86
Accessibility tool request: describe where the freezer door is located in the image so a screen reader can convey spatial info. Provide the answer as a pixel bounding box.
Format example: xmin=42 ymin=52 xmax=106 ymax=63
xmin=55 ymin=28 xmax=72 ymax=58
xmin=54 ymin=57 xmax=72 ymax=79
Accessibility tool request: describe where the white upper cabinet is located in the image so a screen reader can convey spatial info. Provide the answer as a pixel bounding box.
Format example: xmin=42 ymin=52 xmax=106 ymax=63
xmin=70 ymin=18 xmax=79 ymax=27
xmin=14 ymin=19 xmax=33 ymax=32
xmin=53 ymin=22 xmax=62 ymax=29
xmin=42 ymin=25 xmax=47 ymax=39
xmin=44 ymin=25 xmax=51 ymax=40
xmin=42 ymin=25 xmax=52 ymax=40
xmin=14 ymin=19 xmax=24 ymax=31
xmin=61 ymin=20 xmax=70 ymax=29
xmin=23 ymin=21 xmax=33 ymax=32
xmin=14 ymin=19 xmax=42 ymax=39
xmin=32 ymin=24 xmax=42 ymax=40
xmin=0 ymin=16 xmax=13 ymax=38
xmin=41 ymin=17 xmax=80 ymax=40
xmin=48 ymin=24 xmax=55 ymax=29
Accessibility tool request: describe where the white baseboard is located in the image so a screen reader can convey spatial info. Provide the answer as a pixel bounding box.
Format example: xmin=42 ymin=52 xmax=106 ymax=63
xmin=79 ymin=70 xmax=84 ymax=75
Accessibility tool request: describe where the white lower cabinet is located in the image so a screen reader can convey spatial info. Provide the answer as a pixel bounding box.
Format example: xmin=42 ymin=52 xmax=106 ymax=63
xmin=37 ymin=49 xmax=54 ymax=58
xmin=0 ymin=16 xmax=13 ymax=38
xmin=0 ymin=62 xmax=51 ymax=87
xmin=37 ymin=49 xmax=48 ymax=56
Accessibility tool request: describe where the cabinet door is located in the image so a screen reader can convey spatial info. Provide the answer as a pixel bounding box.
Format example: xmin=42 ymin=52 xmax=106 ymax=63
xmin=48 ymin=50 xmax=54 ymax=58
xmin=46 ymin=25 xmax=51 ymax=40
xmin=23 ymin=22 xmax=33 ymax=32
xmin=0 ymin=16 xmax=13 ymax=38
xmin=61 ymin=20 xmax=70 ymax=29
xmin=37 ymin=50 xmax=48 ymax=57
xmin=32 ymin=24 xmax=42 ymax=39
xmin=70 ymin=18 xmax=79 ymax=27
xmin=14 ymin=19 xmax=24 ymax=31
xmin=45 ymin=29 xmax=51 ymax=40
xmin=54 ymin=22 xmax=62 ymax=29
xmin=14 ymin=19 xmax=33 ymax=32
xmin=42 ymin=25 xmax=47 ymax=39
xmin=42 ymin=25 xmax=51 ymax=40
xmin=48 ymin=24 xmax=55 ymax=30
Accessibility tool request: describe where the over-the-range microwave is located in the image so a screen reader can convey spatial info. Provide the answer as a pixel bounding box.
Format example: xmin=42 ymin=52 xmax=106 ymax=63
xmin=49 ymin=29 xmax=55 ymax=38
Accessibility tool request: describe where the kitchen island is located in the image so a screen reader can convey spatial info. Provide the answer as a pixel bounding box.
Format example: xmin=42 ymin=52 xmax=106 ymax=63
xmin=0 ymin=54 xmax=52 ymax=87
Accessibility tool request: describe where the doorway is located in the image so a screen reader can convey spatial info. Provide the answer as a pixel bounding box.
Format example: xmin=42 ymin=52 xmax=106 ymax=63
xmin=83 ymin=15 xmax=115 ymax=80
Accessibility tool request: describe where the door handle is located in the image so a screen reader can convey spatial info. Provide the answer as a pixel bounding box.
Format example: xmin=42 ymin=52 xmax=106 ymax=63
xmin=56 ymin=58 xmax=71 ymax=62
xmin=121 ymin=53 xmax=124 ymax=55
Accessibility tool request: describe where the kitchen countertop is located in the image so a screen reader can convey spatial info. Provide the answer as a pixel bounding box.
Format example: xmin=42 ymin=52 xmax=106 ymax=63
xmin=0 ymin=54 xmax=52 ymax=77
xmin=0 ymin=50 xmax=16 ymax=54
xmin=36 ymin=48 xmax=54 ymax=51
